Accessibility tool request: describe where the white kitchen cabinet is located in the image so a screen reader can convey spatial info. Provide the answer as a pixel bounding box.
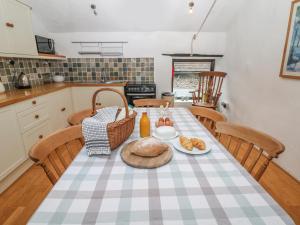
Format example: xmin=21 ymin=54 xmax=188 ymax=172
xmin=17 ymin=103 xmax=49 ymax=133
xmin=0 ymin=0 xmax=37 ymax=56
xmin=0 ymin=0 xmax=11 ymax=53
xmin=0 ymin=88 xmax=74 ymax=192
xmin=0 ymin=86 xmax=126 ymax=192
xmin=71 ymin=86 xmax=125 ymax=112
xmin=0 ymin=106 xmax=26 ymax=181
xmin=48 ymin=88 xmax=74 ymax=131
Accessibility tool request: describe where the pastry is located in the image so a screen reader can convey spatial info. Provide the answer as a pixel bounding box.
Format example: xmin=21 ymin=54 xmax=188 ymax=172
xmin=131 ymin=137 xmax=169 ymax=157
xmin=179 ymin=136 xmax=193 ymax=151
xmin=191 ymin=138 xmax=206 ymax=150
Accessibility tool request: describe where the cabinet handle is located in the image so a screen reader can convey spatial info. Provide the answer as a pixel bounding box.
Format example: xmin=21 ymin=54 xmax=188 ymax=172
xmin=96 ymin=102 xmax=101 ymax=106
xmin=39 ymin=135 xmax=43 ymax=139
xmin=35 ymin=114 xmax=39 ymax=119
xmin=32 ymin=100 xmax=37 ymax=105
xmin=6 ymin=22 xmax=14 ymax=28
xmin=61 ymin=107 xmax=66 ymax=112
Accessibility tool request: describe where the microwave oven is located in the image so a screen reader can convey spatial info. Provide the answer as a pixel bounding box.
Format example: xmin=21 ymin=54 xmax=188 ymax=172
xmin=35 ymin=35 xmax=55 ymax=54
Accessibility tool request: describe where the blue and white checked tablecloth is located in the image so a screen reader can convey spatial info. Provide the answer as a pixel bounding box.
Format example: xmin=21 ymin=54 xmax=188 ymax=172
xmin=28 ymin=108 xmax=294 ymax=225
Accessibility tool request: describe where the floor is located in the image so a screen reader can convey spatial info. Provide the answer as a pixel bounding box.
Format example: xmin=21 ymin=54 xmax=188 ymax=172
xmin=0 ymin=161 xmax=299 ymax=225
xmin=0 ymin=165 xmax=52 ymax=225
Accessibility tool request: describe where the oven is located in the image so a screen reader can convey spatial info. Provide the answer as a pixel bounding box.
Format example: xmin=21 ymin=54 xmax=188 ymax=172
xmin=125 ymin=83 xmax=156 ymax=106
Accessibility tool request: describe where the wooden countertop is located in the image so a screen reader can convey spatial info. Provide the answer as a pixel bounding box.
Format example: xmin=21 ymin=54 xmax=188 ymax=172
xmin=0 ymin=82 xmax=127 ymax=108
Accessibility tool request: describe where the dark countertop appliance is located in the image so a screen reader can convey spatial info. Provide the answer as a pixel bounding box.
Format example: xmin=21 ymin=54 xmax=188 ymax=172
xmin=125 ymin=82 xmax=156 ymax=106
xmin=35 ymin=35 xmax=55 ymax=54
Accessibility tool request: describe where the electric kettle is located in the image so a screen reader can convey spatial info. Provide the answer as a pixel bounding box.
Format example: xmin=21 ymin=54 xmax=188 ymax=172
xmin=14 ymin=72 xmax=31 ymax=89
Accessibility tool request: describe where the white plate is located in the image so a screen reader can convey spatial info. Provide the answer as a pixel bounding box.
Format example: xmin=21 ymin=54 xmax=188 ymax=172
xmin=152 ymin=131 xmax=179 ymax=140
xmin=171 ymin=137 xmax=211 ymax=155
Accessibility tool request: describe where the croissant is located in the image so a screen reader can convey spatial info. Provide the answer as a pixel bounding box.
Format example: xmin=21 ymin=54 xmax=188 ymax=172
xmin=179 ymin=136 xmax=193 ymax=151
xmin=191 ymin=138 xmax=206 ymax=150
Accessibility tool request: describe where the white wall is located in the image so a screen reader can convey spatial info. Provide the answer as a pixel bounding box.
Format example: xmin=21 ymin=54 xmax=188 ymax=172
xmin=50 ymin=32 xmax=226 ymax=95
xmin=31 ymin=13 xmax=50 ymax=37
xmin=223 ymin=0 xmax=300 ymax=180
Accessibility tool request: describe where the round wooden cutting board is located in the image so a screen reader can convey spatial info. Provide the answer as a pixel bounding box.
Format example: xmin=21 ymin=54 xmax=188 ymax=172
xmin=121 ymin=140 xmax=173 ymax=169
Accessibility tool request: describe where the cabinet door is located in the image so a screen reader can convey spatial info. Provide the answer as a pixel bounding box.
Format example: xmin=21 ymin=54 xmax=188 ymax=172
xmin=2 ymin=0 xmax=37 ymax=55
xmin=0 ymin=107 xmax=26 ymax=181
xmin=48 ymin=89 xmax=74 ymax=131
xmin=59 ymin=89 xmax=74 ymax=128
xmin=0 ymin=0 xmax=11 ymax=53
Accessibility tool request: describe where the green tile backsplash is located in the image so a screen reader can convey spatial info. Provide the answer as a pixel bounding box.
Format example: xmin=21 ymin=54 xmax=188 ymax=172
xmin=0 ymin=57 xmax=154 ymax=91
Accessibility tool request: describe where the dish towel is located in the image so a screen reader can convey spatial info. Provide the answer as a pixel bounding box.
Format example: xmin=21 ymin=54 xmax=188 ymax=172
xmin=82 ymin=106 xmax=119 ymax=156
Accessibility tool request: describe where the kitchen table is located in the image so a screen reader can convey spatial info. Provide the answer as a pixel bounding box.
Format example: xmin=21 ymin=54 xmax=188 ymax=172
xmin=28 ymin=108 xmax=294 ymax=225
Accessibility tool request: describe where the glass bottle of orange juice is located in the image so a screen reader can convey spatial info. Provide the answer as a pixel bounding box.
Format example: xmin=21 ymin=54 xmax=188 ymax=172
xmin=140 ymin=112 xmax=150 ymax=137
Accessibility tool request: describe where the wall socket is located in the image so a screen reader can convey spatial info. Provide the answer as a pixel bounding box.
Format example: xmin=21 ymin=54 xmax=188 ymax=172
xmin=221 ymin=102 xmax=229 ymax=109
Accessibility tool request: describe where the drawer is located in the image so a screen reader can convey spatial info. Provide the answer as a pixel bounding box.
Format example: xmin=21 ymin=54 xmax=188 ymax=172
xmin=17 ymin=104 xmax=49 ymax=133
xmin=14 ymin=95 xmax=47 ymax=113
xmin=22 ymin=121 xmax=51 ymax=154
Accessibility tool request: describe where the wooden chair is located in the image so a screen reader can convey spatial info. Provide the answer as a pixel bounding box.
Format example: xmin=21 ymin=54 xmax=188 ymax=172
xmin=68 ymin=108 xmax=94 ymax=126
xmin=215 ymin=122 xmax=285 ymax=181
xmin=29 ymin=125 xmax=84 ymax=184
xmin=191 ymin=71 xmax=227 ymax=109
xmin=68 ymin=106 xmax=102 ymax=126
xmin=133 ymin=99 xmax=170 ymax=108
xmin=189 ymin=106 xmax=226 ymax=136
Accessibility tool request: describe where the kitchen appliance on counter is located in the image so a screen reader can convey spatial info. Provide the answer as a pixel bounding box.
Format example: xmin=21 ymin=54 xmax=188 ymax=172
xmin=35 ymin=35 xmax=55 ymax=54
xmin=125 ymin=82 xmax=156 ymax=106
xmin=14 ymin=72 xmax=31 ymax=89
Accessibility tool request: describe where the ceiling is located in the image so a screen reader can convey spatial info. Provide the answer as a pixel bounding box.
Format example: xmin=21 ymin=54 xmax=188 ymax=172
xmin=23 ymin=0 xmax=246 ymax=33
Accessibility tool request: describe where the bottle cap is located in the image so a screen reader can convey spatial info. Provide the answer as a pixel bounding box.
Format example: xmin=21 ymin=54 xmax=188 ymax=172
xmin=142 ymin=112 xmax=147 ymax=115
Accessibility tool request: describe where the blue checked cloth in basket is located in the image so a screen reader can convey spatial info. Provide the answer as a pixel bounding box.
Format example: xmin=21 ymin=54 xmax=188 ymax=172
xmin=82 ymin=106 xmax=119 ymax=156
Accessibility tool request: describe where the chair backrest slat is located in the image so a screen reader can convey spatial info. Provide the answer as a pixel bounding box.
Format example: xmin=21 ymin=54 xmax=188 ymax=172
xmin=41 ymin=159 xmax=58 ymax=184
xmin=254 ymin=157 xmax=271 ymax=181
xmin=55 ymin=145 xmax=72 ymax=169
xmin=216 ymin=122 xmax=285 ymax=181
xmin=29 ymin=125 xmax=84 ymax=185
xmin=48 ymin=152 xmax=64 ymax=177
xmin=226 ymin=135 xmax=232 ymax=149
xmin=241 ymin=143 xmax=254 ymax=166
xmin=247 ymin=148 xmax=263 ymax=173
xmin=233 ymin=138 xmax=243 ymax=157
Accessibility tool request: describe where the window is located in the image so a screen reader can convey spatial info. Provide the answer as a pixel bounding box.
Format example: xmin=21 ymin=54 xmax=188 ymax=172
xmin=172 ymin=59 xmax=215 ymax=101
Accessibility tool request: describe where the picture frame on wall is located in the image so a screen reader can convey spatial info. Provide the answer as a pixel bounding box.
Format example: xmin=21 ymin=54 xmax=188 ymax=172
xmin=280 ymin=0 xmax=300 ymax=79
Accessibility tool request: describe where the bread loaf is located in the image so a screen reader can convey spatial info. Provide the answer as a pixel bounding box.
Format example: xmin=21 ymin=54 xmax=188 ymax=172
xmin=131 ymin=137 xmax=169 ymax=157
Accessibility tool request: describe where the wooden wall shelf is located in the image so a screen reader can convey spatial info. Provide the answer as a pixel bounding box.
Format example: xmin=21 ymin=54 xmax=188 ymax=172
xmin=162 ymin=53 xmax=224 ymax=58
xmin=38 ymin=53 xmax=66 ymax=60
xmin=0 ymin=53 xmax=67 ymax=60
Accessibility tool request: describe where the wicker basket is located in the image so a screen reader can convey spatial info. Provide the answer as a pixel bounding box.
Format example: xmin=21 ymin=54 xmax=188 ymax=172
xmin=91 ymin=88 xmax=137 ymax=150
